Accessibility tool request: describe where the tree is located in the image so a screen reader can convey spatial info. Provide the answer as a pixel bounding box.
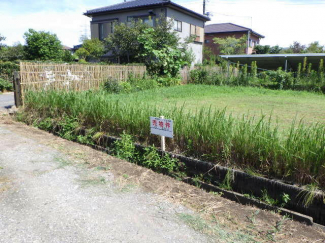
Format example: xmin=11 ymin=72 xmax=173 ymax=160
xmin=0 ymin=34 xmax=6 ymax=50
xmin=254 ymin=45 xmax=270 ymax=54
xmin=75 ymin=47 xmax=89 ymax=60
xmin=75 ymin=39 xmax=105 ymax=61
xmin=254 ymin=45 xmax=282 ymax=54
xmin=61 ymin=50 xmax=76 ymax=62
xmin=306 ymin=41 xmax=324 ymax=53
xmin=213 ymin=35 xmax=247 ymax=55
xmin=24 ymin=29 xmax=63 ymax=60
xmin=82 ymin=39 xmax=105 ymax=59
xmin=269 ymin=45 xmax=282 ymax=54
xmin=137 ymin=18 xmax=193 ymax=77
xmin=286 ymin=41 xmax=306 ymax=53
xmin=0 ymin=43 xmax=25 ymax=61
xmin=104 ymin=17 xmax=193 ymax=76
xmin=104 ymin=21 xmax=148 ymax=63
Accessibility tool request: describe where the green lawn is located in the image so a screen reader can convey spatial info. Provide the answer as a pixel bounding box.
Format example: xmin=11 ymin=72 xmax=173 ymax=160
xmin=116 ymin=85 xmax=325 ymax=129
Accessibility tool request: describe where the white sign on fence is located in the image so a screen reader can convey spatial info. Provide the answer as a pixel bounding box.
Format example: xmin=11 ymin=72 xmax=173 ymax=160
xmin=150 ymin=117 xmax=173 ymax=139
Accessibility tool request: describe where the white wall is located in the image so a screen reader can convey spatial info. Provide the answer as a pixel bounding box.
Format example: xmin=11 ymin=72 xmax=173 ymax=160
xmin=166 ymin=8 xmax=205 ymax=64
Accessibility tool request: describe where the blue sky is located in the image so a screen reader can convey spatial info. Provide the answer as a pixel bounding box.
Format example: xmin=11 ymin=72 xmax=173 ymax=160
xmin=1 ymin=0 xmax=324 ymax=48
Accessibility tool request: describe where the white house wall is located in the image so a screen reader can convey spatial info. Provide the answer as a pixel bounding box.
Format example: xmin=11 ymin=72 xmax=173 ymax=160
xmin=166 ymin=8 xmax=204 ymax=64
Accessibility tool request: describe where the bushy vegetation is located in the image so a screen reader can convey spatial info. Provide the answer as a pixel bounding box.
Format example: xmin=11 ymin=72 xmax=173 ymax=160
xmin=75 ymin=38 xmax=105 ymax=61
xmin=190 ymin=58 xmax=325 ymax=93
xmin=21 ymin=88 xmax=325 ymax=189
xmin=102 ymin=75 xmax=180 ymax=93
xmin=0 ymin=61 xmax=19 ymax=82
xmin=24 ymin=29 xmax=64 ymax=61
xmin=213 ymin=35 xmax=247 ymax=55
xmin=104 ymin=17 xmax=193 ymax=77
xmin=0 ymin=78 xmax=13 ymax=92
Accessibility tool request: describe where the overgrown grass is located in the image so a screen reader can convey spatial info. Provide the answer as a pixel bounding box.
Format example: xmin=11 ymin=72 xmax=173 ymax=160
xmin=21 ymin=86 xmax=325 ymax=189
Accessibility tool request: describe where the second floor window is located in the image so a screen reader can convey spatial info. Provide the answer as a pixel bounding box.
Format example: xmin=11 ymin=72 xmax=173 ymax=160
xmin=190 ymin=24 xmax=203 ymax=43
xmin=98 ymin=22 xmax=115 ymax=41
xmin=174 ymin=20 xmax=182 ymax=32
xmin=127 ymin=16 xmax=154 ymax=27
xmin=99 ymin=23 xmax=104 ymax=41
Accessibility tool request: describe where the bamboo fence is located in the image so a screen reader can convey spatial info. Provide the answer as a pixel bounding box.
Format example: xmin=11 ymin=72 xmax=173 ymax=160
xmin=19 ymin=62 xmax=146 ymax=101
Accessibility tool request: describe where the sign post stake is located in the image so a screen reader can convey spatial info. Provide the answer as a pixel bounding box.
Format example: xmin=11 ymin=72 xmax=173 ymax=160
xmin=150 ymin=116 xmax=173 ymax=152
xmin=160 ymin=116 xmax=166 ymax=152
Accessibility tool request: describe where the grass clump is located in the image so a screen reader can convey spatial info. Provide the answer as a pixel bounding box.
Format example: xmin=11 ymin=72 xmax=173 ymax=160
xmin=21 ymin=87 xmax=325 ymax=189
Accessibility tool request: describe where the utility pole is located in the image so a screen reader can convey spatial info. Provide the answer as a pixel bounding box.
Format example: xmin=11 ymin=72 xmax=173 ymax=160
xmin=203 ymin=0 xmax=206 ymax=15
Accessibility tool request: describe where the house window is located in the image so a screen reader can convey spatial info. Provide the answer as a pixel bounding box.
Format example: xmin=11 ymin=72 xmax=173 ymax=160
xmin=127 ymin=16 xmax=153 ymax=27
xmin=110 ymin=22 xmax=115 ymax=33
xmin=98 ymin=23 xmax=104 ymax=40
xmin=249 ymin=39 xmax=253 ymax=48
xmin=174 ymin=20 xmax=182 ymax=32
xmin=205 ymin=39 xmax=210 ymax=44
xmin=190 ymin=24 xmax=203 ymax=43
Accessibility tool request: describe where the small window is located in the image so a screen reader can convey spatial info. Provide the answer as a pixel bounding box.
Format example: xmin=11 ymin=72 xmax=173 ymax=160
xmin=110 ymin=22 xmax=115 ymax=33
xmin=98 ymin=23 xmax=104 ymax=40
xmin=174 ymin=20 xmax=182 ymax=32
xmin=249 ymin=39 xmax=253 ymax=47
xmin=205 ymin=39 xmax=210 ymax=44
xmin=190 ymin=24 xmax=196 ymax=36
xmin=190 ymin=25 xmax=203 ymax=43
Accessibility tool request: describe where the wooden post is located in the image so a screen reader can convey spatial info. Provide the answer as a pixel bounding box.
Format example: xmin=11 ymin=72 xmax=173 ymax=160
xmin=160 ymin=116 xmax=166 ymax=152
xmin=13 ymin=71 xmax=22 ymax=107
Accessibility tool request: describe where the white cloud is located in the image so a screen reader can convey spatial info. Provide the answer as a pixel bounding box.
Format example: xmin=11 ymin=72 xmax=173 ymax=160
xmin=0 ymin=8 xmax=90 ymax=47
xmin=0 ymin=0 xmax=324 ymax=48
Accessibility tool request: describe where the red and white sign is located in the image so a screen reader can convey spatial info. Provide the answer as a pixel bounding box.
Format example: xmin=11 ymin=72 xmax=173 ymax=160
xmin=150 ymin=117 xmax=173 ymax=138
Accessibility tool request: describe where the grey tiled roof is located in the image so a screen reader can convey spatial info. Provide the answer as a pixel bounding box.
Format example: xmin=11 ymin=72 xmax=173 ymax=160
xmin=205 ymin=23 xmax=264 ymax=38
xmin=85 ymin=0 xmax=210 ymax=21
xmin=86 ymin=0 xmax=166 ymax=14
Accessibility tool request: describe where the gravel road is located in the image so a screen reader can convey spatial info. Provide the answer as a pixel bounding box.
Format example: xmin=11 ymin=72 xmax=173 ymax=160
xmin=0 ymin=92 xmax=14 ymax=111
xmin=0 ymin=124 xmax=210 ymax=243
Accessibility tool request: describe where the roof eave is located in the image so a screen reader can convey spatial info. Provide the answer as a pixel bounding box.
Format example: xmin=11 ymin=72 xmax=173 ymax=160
xmin=84 ymin=1 xmax=210 ymax=21
xmin=84 ymin=1 xmax=169 ymax=17
xmin=168 ymin=2 xmax=210 ymax=21
xmin=205 ymin=30 xmax=265 ymax=38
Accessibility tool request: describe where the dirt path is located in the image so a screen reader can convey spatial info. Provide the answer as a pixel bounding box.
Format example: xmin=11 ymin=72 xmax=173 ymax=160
xmin=0 ymin=120 xmax=209 ymax=242
xmin=0 ymin=92 xmax=14 ymax=111
xmin=0 ymin=115 xmax=324 ymax=242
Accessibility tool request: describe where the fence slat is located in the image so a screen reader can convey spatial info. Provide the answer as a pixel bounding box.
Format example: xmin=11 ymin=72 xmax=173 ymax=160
xmin=19 ymin=62 xmax=147 ymax=103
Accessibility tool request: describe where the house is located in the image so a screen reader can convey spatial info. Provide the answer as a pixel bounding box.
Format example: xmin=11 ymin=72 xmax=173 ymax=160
xmin=84 ymin=0 xmax=210 ymax=64
xmin=204 ymin=23 xmax=265 ymax=55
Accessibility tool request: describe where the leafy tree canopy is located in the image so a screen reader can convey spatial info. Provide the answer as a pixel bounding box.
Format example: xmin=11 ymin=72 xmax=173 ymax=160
xmin=213 ymin=35 xmax=247 ymax=55
xmin=105 ymin=18 xmax=193 ymax=77
xmin=0 ymin=34 xmax=6 ymax=50
xmin=285 ymin=41 xmax=306 ymax=53
xmin=254 ymin=45 xmax=282 ymax=54
xmin=24 ymin=29 xmax=63 ymax=60
xmin=306 ymin=41 xmax=324 ymax=53
xmin=75 ymin=38 xmax=105 ymax=61
xmin=104 ymin=21 xmax=148 ymax=63
xmin=0 ymin=43 xmax=25 ymax=61
xmin=82 ymin=38 xmax=105 ymax=59
xmin=137 ymin=18 xmax=193 ymax=77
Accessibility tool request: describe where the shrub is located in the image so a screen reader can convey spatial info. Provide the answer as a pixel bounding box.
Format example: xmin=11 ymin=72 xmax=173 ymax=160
xmin=102 ymin=76 xmax=179 ymax=94
xmin=0 ymin=78 xmax=13 ymax=92
xmin=0 ymin=61 xmax=19 ymax=82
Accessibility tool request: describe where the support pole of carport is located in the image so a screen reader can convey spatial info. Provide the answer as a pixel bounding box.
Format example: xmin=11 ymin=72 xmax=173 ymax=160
xmin=285 ymin=57 xmax=288 ymax=72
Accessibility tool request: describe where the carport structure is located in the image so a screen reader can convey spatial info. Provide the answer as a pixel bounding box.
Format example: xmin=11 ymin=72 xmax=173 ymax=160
xmin=220 ymin=53 xmax=325 ymax=71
